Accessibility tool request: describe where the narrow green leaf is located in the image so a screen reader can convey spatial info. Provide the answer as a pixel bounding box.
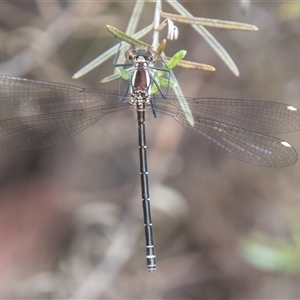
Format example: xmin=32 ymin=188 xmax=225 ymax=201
xmin=161 ymin=11 xmax=259 ymax=31
xmin=165 ymin=50 xmax=186 ymax=69
xmin=106 ymin=25 xmax=151 ymax=48
xmin=172 ymin=59 xmax=216 ymax=71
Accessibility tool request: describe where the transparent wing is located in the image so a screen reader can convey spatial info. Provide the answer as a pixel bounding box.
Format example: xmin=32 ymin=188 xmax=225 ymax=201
xmin=0 ymin=75 xmax=123 ymax=112
xmin=154 ymin=97 xmax=300 ymax=167
xmin=0 ymin=104 xmax=130 ymax=150
xmin=157 ymin=108 xmax=297 ymax=167
xmin=0 ymin=75 xmax=299 ymax=165
xmin=157 ymin=96 xmax=300 ymax=133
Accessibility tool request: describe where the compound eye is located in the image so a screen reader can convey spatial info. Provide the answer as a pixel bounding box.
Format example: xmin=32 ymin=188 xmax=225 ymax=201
xmin=149 ymin=49 xmax=158 ymax=62
xmin=125 ymin=49 xmax=137 ymax=62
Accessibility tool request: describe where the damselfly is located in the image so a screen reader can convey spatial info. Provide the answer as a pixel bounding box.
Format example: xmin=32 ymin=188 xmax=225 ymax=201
xmin=0 ymin=47 xmax=299 ymax=271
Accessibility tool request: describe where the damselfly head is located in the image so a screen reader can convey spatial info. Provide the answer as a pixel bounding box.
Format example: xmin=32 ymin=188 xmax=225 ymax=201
xmin=125 ymin=48 xmax=158 ymax=63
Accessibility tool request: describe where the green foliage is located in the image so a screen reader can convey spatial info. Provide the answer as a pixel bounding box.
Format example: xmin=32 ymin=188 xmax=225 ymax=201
xmin=73 ymin=0 xmax=258 ymax=79
xmin=240 ymin=224 xmax=300 ymax=274
xmin=72 ymin=0 xmax=258 ymax=126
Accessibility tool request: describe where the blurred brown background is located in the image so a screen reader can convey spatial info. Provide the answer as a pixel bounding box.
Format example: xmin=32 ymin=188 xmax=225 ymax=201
xmin=0 ymin=1 xmax=300 ymax=299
